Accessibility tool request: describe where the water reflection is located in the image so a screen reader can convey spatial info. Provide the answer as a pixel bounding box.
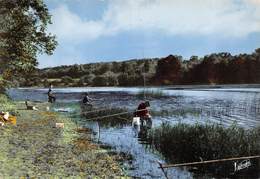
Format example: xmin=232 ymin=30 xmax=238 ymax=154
xmin=133 ymin=120 xmax=152 ymax=144
xmin=90 ymin=121 xmax=192 ymax=178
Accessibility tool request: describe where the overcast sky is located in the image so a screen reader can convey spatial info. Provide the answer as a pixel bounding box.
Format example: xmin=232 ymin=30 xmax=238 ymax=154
xmin=39 ymin=0 xmax=260 ymax=68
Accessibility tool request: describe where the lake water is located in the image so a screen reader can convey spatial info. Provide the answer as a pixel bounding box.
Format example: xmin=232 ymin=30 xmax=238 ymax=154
xmin=8 ymin=87 xmax=260 ymax=178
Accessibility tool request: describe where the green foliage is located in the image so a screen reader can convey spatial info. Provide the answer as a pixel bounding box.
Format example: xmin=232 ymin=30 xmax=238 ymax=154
xmin=117 ymin=73 xmax=128 ymax=86
xmin=107 ymin=77 xmax=118 ymax=86
xmin=111 ymin=62 xmax=121 ymax=73
xmin=61 ymin=76 xmax=73 ymax=84
xmin=148 ymin=123 xmax=260 ymax=175
xmin=0 ymin=0 xmax=57 ymax=82
xmin=154 ymin=55 xmax=182 ymax=85
xmin=144 ymin=60 xmax=150 ymax=73
xmin=80 ymin=74 xmax=95 ymax=85
xmin=0 ymin=76 xmax=10 ymax=93
xmin=15 ymin=48 xmax=260 ymax=87
xmin=0 ymin=94 xmax=16 ymax=114
xmin=96 ymin=63 xmax=111 ymax=75
xmin=92 ymin=75 xmax=108 ymax=86
xmin=118 ymin=73 xmax=143 ymax=86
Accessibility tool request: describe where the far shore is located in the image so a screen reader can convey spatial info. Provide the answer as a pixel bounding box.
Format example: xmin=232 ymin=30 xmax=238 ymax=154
xmin=15 ymin=83 xmax=260 ymax=90
xmin=165 ymin=83 xmax=260 ymax=90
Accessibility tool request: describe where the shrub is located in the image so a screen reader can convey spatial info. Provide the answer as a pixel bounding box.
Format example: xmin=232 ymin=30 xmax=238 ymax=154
xmin=0 ymin=94 xmax=16 ymax=114
xmin=92 ymin=75 xmax=108 ymax=86
xmin=80 ymin=74 xmax=95 ymax=85
xmin=61 ymin=76 xmax=73 ymax=84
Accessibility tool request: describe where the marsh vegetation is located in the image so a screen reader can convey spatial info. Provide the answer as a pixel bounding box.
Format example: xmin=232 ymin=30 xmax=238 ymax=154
xmin=136 ymin=89 xmax=169 ymax=99
xmin=147 ymin=122 xmax=260 ymax=176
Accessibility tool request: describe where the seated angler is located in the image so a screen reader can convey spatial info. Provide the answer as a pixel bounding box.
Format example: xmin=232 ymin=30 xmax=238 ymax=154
xmin=82 ymin=92 xmax=93 ymax=106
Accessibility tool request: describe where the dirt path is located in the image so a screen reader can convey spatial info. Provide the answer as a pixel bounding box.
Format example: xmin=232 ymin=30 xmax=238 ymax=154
xmin=0 ymin=102 xmax=126 ymax=178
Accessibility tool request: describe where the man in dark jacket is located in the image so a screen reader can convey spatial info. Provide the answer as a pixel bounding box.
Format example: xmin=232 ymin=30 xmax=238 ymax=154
xmin=48 ymin=84 xmax=56 ymax=103
xmin=82 ymin=92 xmax=92 ymax=105
xmin=135 ymin=101 xmax=151 ymax=119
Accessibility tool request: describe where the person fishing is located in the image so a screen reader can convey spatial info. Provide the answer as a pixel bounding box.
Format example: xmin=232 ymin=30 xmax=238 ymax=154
xmin=82 ymin=92 xmax=93 ymax=106
xmin=48 ymin=84 xmax=56 ymax=103
xmin=134 ymin=101 xmax=152 ymax=126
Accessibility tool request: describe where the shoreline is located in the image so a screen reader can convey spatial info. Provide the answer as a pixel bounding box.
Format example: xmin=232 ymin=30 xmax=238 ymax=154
xmin=165 ymin=83 xmax=260 ymax=90
xmin=0 ymin=100 xmax=127 ymax=178
xmin=15 ymin=83 xmax=260 ymax=90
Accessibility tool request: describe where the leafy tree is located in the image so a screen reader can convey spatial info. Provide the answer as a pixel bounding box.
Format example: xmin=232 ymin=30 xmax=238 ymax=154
xmin=61 ymin=76 xmax=73 ymax=84
xmin=120 ymin=62 xmax=127 ymax=74
xmin=0 ymin=0 xmax=57 ymax=83
xmin=117 ymin=73 xmax=128 ymax=86
xmin=154 ymin=55 xmax=183 ymax=85
xmin=80 ymin=74 xmax=95 ymax=85
xmin=111 ymin=62 xmax=120 ymax=73
xmin=11 ymin=48 xmax=260 ymax=87
xmin=92 ymin=75 xmax=108 ymax=86
xmin=144 ymin=60 xmax=150 ymax=73
xmin=68 ymin=64 xmax=81 ymax=78
xmin=98 ymin=63 xmax=110 ymax=75
xmin=107 ymin=76 xmax=118 ymax=86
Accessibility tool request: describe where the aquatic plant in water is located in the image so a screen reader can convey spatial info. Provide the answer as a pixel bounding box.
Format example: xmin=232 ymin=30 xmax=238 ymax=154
xmin=136 ymin=89 xmax=169 ymax=99
xmin=147 ymin=122 xmax=260 ymax=176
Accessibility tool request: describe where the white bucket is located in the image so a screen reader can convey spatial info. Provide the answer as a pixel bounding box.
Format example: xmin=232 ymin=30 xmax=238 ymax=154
xmin=132 ymin=117 xmax=141 ymax=126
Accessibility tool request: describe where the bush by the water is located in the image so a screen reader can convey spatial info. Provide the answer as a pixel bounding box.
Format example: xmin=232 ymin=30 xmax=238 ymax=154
xmin=0 ymin=94 xmax=16 ymax=114
xmin=148 ymin=123 xmax=260 ymax=175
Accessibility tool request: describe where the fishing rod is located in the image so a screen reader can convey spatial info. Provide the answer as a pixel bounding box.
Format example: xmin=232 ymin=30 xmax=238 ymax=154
xmin=68 ymin=108 xmax=148 ymax=119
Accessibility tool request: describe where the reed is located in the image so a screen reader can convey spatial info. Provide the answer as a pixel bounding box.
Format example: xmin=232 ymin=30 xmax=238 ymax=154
xmin=148 ymin=122 xmax=260 ymax=176
xmin=136 ymin=89 xmax=169 ymax=99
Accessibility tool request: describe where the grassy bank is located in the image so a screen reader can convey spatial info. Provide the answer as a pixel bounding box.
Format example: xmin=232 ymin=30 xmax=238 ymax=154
xmin=0 ymin=94 xmax=17 ymax=114
xmin=148 ymin=122 xmax=260 ymax=176
xmin=0 ymin=99 xmax=127 ymax=178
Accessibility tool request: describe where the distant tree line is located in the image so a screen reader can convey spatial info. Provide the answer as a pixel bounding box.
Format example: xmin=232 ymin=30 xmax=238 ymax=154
xmin=154 ymin=48 xmax=260 ymax=85
xmin=19 ymin=48 xmax=260 ymax=87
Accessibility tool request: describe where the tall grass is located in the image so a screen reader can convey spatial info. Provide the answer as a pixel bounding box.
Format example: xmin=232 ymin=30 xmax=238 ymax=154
xmin=136 ymin=89 xmax=169 ymax=99
xmin=148 ymin=123 xmax=260 ymax=176
xmin=0 ymin=94 xmax=16 ymax=114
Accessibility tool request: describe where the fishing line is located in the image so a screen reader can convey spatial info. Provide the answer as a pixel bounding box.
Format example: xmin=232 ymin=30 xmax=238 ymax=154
xmin=68 ymin=108 xmax=148 ymax=120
